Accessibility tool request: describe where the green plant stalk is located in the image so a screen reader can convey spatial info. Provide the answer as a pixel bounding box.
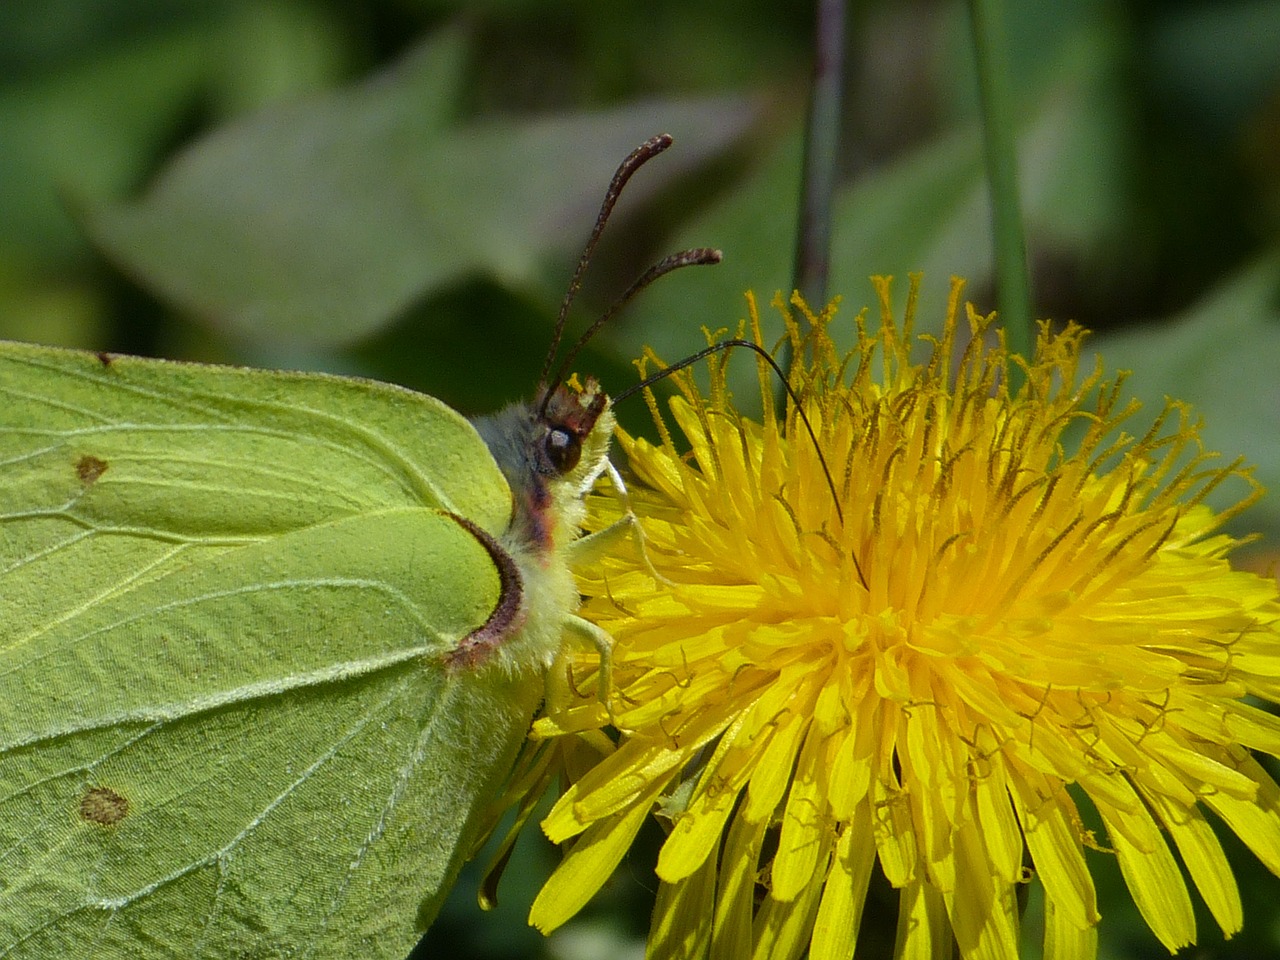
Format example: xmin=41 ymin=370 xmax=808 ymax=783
xmin=968 ymin=0 xmax=1034 ymax=363
xmin=779 ymin=0 xmax=847 ymax=419
xmin=792 ymin=0 xmax=846 ymax=313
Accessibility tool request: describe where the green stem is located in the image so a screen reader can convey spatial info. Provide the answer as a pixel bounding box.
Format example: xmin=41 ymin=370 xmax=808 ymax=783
xmin=778 ymin=0 xmax=847 ymax=417
xmin=968 ymin=0 xmax=1034 ymax=362
xmin=792 ymin=0 xmax=846 ymax=313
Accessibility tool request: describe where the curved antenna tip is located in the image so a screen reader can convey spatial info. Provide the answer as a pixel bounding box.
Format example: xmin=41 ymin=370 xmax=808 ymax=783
xmin=538 ymin=134 xmax=683 ymax=391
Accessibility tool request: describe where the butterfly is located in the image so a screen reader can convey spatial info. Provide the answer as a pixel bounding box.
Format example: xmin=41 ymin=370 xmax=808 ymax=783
xmin=0 ymin=134 xmax=717 ymax=960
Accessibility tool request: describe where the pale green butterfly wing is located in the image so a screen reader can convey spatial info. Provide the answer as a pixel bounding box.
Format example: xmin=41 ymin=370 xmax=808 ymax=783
xmin=0 ymin=342 xmax=555 ymax=958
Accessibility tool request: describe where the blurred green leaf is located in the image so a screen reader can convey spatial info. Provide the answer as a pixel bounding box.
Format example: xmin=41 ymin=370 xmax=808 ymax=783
xmin=84 ymin=30 xmax=759 ymax=348
xmin=205 ymin=1 xmax=351 ymax=112
xmin=1090 ymin=253 xmax=1280 ymax=541
xmin=0 ymin=28 xmax=211 ymax=259
xmin=0 ymin=0 xmax=354 ymax=268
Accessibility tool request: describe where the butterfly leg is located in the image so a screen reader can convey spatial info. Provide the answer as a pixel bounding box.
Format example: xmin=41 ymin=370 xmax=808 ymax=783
xmin=564 ymin=614 xmax=615 ymax=718
xmin=571 ymin=460 xmax=669 ymax=586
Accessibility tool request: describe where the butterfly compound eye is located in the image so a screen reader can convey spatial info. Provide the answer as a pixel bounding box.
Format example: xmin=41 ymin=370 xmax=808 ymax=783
xmin=533 ymin=379 xmax=605 ymax=478
xmin=543 ymin=425 xmax=582 ymax=474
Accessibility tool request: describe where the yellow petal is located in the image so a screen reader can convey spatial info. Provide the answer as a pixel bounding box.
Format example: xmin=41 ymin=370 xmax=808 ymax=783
xmin=531 ymin=777 xmax=666 ymax=932
xmin=895 ymin=882 xmax=951 ymax=960
xmin=772 ymin=728 xmax=829 ymax=901
xmin=649 ymin=845 xmax=718 ymax=960
xmin=810 ymin=806 xmax=875 ymax=960
xmin=1096 ymin=786 xmax=1195 ymax=951
xmin=1008 ymin=771 xmax=1098 ymax=930
xmin=1148 ymin=791 xmax=1241 ymax=937
xmin=710 ymin=809 xmax=769 ymax=960
xmin=1044 ymin=894 xmax=1097 ymax=960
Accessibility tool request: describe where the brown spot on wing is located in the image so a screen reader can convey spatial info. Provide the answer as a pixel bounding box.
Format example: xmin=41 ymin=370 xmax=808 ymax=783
xmin=444 ymin=514 xmax=524 ymax=671
xmin=79 ymin=786 xmax=129 ymax=826
xmin=76 ymin=455 xmax=108 ymax=485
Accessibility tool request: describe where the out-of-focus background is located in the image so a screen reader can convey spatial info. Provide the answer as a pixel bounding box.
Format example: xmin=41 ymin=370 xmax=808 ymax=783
xmin=3 ymin=1 xmax=1279 ymax=956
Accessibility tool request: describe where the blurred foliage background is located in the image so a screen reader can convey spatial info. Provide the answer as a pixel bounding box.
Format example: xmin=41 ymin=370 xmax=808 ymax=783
xmin=3 ymin=0 xmax=1280 ymax=957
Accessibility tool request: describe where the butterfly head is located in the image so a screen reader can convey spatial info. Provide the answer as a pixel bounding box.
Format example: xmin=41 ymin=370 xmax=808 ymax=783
xmin=471 ymin=376 xmax=613 ymax=556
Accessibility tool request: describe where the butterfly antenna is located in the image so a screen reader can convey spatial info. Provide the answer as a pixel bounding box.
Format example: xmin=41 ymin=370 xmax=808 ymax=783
xmin=543 ymin=247 xmax=722 ymax=406
xmin=615 ymin=339 xmax=867 ymax=589
xmin=538 ymin=133 xmax=675 ymax=393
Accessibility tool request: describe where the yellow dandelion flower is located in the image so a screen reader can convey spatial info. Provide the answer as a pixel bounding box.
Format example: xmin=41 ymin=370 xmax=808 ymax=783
xmin=529 ymin=277 xmax=1280 ymax=959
